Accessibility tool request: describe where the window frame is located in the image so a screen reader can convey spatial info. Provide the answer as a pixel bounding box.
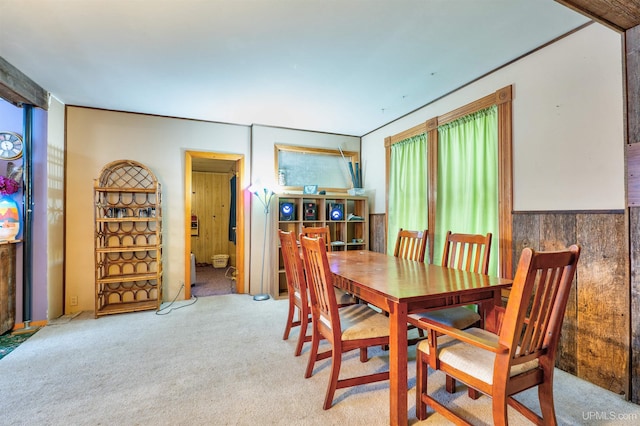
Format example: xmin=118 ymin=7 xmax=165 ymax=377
xmin=385 ymin=85 xmax=513 ymax=278
xmin=274 ymin=144 xmax=359 ymax=193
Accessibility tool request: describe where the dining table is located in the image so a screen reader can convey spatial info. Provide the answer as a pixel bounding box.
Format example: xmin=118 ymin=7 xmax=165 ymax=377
xmin=326 ymin=250 xmax=513 ymax=426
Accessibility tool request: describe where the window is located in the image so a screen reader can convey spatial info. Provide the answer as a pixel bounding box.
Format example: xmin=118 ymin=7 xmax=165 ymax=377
xmin=385 ymin=86 xmax=513 ymax=277
xmin=386 ymin=134 xmax=428 ymax=255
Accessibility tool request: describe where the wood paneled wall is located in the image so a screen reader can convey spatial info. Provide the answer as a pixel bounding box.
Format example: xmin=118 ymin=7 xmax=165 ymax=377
xmin=513 ymin=211 xmax=628 ymax=397
xmin=0 ymin=243 xmax=17 ymax=334
xmin=191 ymin=172 xmax=235 ymax=266
xmin=370 ymin=210 xmax=629 ymax=397
xmin=628 ymin=22 xmax=640 ymax=406
xmin=552 ymin=0 xmax=640 ymax=403
xmin=369 ymin=213 xmax=386 ymax=254
xmin=0 ymin=56 xmax=48 ymax=109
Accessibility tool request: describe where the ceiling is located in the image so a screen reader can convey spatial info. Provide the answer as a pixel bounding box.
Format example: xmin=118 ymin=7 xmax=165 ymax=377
xmin=0 ymin=1 xmax=590 ymax=137
xmin=192 ymin=157 xmax=237 ymax=174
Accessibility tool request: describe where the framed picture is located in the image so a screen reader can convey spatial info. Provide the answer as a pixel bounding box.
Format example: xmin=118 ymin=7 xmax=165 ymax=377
xmin=303 ymin=184 xmax=318 ymax=194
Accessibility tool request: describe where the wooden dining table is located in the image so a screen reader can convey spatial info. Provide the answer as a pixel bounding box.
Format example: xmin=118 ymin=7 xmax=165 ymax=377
xmin=327 ymin=250 xmax=513 ymax=426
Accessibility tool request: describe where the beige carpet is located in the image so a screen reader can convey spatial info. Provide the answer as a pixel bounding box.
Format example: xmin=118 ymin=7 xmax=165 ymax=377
xmin=0 ymin=294 xmax=638 ymax=425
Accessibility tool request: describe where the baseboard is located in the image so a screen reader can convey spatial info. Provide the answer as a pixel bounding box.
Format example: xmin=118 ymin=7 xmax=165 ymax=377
xmin=12 ymin=319 xmax=48 ymax=331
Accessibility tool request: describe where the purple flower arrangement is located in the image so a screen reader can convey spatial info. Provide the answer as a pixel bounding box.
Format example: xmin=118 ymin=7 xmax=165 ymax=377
xmin=0 ymin=175 xmax=20 ymax=196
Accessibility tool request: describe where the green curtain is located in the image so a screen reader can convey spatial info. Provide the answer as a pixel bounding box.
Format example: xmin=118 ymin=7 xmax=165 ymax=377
xmin=387 ymin=134 xmax=428 ymax=256
xmin=434 ymin=106 xmax=498 ymax=275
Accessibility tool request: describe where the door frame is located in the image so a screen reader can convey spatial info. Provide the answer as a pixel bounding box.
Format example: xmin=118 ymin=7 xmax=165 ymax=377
xmin=184 ymin=151 xmax=246 ymax=298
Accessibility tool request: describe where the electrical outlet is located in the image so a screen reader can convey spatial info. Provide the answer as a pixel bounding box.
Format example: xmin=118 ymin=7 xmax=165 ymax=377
xmin=70 ymin=296 xmax=78 ymax=306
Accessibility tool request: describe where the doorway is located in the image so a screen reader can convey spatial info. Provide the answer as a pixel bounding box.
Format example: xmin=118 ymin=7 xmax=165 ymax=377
xmin=184 ymin=151 xmax=245 ymax=299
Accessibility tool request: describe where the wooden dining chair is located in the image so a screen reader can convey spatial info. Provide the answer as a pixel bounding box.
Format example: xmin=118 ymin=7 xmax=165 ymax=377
xmin=393 ymin=228 xmax=428 ymax=262
xmin=442 ymin=231 xmax=492 ymax=275
xmin=409 ymin=231 xmax=492 ymax=332
xmin=392 ymin=228 xmax=428 ymax=343
xmin=279 ymin=230 xmax=356 ymax=357
xmin=301 ymin=226 xmax=333 ymax=251
xmin=300 ymin=235 xmax=390 ymax=410
xmin=300 ymin=227 xmax=358 ymax=305
xmin=415 ymin=245 xmax=581 ymax=425
xmin=409 ymin=231 xmax=492 ymax=395
xmin=279 ymin=229 xmax=313 ymax=357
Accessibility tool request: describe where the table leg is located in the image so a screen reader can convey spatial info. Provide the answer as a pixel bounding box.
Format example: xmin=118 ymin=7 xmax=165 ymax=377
xmin=480 ymin=289 xmax=505 ymax=333
xmin=388 ymin=301 xmax=408 ymax=426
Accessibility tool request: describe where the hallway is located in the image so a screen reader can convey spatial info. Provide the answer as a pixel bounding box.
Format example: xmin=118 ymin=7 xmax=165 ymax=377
xmin=190 ymin=265 xmax=236 ymax=297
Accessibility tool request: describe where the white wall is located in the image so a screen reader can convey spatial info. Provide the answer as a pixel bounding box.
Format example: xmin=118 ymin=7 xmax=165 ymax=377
xmin=65 ymin=108 xmax=251 ymax=312
xmin=250 ymin=125 xmax=359 ymax=295
xmin=64 ymin=110 xmax=360 ymax=310
xmin=47 ymin=96 xmax=65 ymax=319
xmin=63 ymin=24 xmax=622 ymax=312
xmin=362 ymin=23 xmax=624 ymax=214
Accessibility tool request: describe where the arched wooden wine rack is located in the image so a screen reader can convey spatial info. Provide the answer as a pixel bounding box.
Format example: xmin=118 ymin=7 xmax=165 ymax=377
xmin=94 ymin=160 xmax=162 ymax=317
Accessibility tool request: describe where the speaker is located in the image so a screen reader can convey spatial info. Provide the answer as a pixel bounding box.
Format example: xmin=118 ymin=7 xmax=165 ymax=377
xmin=327 ymin=203 xmax=344 ymax=221
xmin=303 ymin=202 xmax=317 ymax=221
xmin=279 ymin=202 xmax=295 ymax=221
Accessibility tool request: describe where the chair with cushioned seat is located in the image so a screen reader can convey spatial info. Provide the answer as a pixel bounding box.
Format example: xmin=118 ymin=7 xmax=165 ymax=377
xmin=392 ymin=228 xmax=428 ymax=344
xmin=301 ymin=226 xmax=357 ymax=304
xmin=279 ymin=229 xmax=313 ymax=357
xmin=393 ymin=228 xmax=428 ymax=262
xmin=415 ymin=244 xmax=581 ymax=425
xmin=408 ymin=231 xmax=492 ymax=394
xmin=409 ymin=231 xmax=492 ymax=331
xmin=300 ymin=235 xmax=390 ymax=410
xmin=279 ymin=230 xmax=355 ymax=357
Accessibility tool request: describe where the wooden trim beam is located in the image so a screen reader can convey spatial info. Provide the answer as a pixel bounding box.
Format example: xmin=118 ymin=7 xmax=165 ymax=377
xmin=438 ymin=86 xmax=512 ymax=126
xmin=497 ymin=91 xmax=513 ymax=279
xmin=385 ymin=87 xmax=511 ymax=146
xmin=386 ymin=122 xmax=428 ymax=146
xmin=555 ymin=0 xmax=640 ymax=32
xmin=385 ymin=137 xmax=391 ymax=246
xmin=0 ymin=56 xmax=48 ymax=109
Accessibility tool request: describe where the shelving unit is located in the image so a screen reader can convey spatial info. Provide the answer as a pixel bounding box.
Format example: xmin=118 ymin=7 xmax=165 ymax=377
xmin=273 ymin=193 xmax=368 ymax=299
xmin=94 ymin=160 xmax=162 ymax=317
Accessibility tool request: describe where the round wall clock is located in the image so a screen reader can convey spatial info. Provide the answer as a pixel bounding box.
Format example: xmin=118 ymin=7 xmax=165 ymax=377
xmin=0 ymin=131 xmax=23 ymax=160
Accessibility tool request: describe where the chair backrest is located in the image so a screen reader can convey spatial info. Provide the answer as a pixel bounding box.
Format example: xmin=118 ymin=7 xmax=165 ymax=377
xmin=498 ymin=245 xmax=581 ymax=372
xmin=300 ymin=235 xmax=340 ymax=340
xmin=441 ymin=231 xmax=492 ymax=274
xmin=301 ymin=226 xmax=332 ymax=251
xmin=278 ymin=230 xmax=307 ymax=304
xmin=393 ymin=228 xmax=428 ymax=262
